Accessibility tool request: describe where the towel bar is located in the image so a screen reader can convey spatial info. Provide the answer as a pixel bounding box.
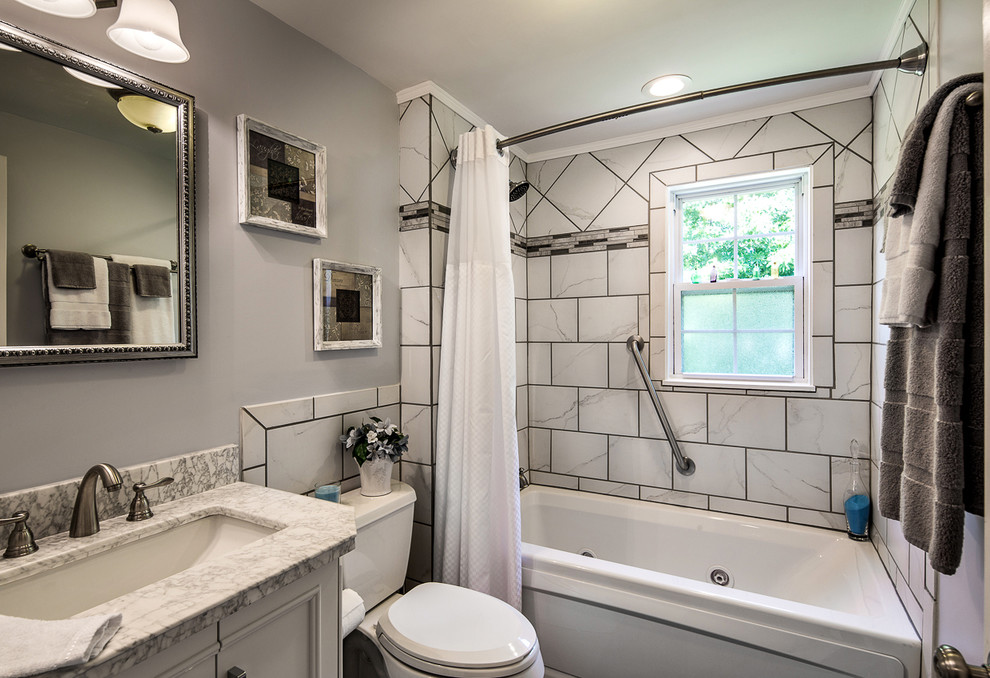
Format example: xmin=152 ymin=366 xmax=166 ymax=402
xmin=21 ymin=243 xmax=177 ymax=273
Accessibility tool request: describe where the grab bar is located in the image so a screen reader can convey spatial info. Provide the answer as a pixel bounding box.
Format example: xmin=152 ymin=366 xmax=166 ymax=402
xmin=626 ymin=335 xmax=695 ymax=476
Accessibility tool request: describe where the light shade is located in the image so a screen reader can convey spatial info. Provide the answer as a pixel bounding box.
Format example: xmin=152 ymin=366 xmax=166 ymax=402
xmin=14 ymin=0 xmax=96 ymax=18
xmin=63 ymin=66 xmax=122 ymax=89
xmin=107 ymin=0 xmax=189 ymax=64
xmin=642 ymin=74 xmax=692 ymax=98
xmin=114 ymin=92 xmax=177 ymax=133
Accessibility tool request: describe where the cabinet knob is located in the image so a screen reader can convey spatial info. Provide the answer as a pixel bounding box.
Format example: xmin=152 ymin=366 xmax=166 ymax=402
xmin=226 ymin=667 xmax=247 ymax=678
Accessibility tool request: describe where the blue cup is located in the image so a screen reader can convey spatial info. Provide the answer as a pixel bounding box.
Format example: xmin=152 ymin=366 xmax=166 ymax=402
xmin=315 ymin=484 xmax=341 ymax=502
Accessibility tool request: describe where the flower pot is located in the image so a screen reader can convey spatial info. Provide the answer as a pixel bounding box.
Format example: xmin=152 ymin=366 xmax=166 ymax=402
xmin=359 ymin=457 xmax=394 ymax=496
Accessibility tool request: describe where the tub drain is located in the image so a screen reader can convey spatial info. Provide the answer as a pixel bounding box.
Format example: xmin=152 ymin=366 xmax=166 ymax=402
xmin=578 ymin=548 xmax=598 ymax=558
xmin=708 ymin=566 xmax=733 ymax=587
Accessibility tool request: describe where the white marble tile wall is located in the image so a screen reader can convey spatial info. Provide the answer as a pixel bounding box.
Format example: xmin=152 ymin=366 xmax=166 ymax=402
xmin=398 ymin=93 xmax=530 ymax=587
xmin=240 ymin=385 xmax=402 ymax=497
xmin=525 ymin=96 xmax=879 ymax=532
xmin=869 ymin=0 xmax=938 ymax=661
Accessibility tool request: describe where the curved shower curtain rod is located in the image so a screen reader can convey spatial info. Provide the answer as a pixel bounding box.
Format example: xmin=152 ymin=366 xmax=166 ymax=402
xmin=487 ymin=43 xmax=928 ymax=154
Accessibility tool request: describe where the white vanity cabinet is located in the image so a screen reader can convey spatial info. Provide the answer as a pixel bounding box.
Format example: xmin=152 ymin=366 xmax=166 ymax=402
xmin=115 ymin=561 xmax=340 ymax=678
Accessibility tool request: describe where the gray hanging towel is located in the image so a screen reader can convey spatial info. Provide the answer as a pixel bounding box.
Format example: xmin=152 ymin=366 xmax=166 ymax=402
xmin=879 ymin=77 xmax=984 ymax=575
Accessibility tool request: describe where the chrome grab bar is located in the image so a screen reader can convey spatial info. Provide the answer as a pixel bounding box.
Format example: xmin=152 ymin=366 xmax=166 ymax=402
xmin=626 ymin=335 xmax=695 ymax=476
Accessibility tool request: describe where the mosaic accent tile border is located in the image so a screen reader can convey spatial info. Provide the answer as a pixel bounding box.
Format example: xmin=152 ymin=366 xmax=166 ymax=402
xmin=527 ymin=225 xmax=648 ymax=257
xmin=400 ymin=201 xmax=450 ymax=232
xmin=834 ymin=200 xmax=873 ymax=230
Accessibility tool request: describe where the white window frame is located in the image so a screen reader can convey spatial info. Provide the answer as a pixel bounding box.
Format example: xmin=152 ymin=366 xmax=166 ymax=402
xmin=665 ymin=168 xmax=813 ymax=391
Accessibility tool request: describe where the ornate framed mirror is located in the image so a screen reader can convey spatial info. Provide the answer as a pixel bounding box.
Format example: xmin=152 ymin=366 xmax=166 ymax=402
xmin=0 ymin=19 xmax=195 ymax=366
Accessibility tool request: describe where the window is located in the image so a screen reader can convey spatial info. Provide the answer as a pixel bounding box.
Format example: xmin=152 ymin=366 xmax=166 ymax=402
xmin=666 ymin=169 xmax=812 ymax=389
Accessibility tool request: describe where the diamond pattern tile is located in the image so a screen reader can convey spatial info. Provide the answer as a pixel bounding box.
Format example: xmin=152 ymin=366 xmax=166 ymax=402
xmin=592 ymin=140 xmax=657 ymax=182
xmin=399 ymin=97 xmax=431 ymax=203
xmin=682 ymin=118 xmax=768 ymax=161
xmin=737 ymin=114 xmax=831 ymax=156
xmin=796 ymin=99 xmax=872 ymax=147
xmin=589 ymin=185 xmax=648 ymax=230
xmin=628 ymin=136 xmax=712 ymax=198
xmin=545 ymin=154 xmax=625 ymax=231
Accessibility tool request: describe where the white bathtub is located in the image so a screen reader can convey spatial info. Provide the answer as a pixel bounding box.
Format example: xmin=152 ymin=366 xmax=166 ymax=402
xmin=520 ymin=486 xmax=920 ymax=678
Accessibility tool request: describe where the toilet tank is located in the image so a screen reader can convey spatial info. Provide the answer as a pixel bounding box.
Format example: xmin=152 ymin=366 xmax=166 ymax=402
xmin=340 ymin=480 xmax=416 ymax=610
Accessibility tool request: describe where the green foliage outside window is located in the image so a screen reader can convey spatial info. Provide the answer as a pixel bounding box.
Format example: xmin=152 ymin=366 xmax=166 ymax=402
xmin=681 ymin=187 xmax=796 ymax=282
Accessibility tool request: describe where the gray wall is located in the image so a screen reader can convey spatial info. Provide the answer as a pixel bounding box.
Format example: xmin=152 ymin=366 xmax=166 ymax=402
xmin=0 ymin=0 xmax=400 ymax=493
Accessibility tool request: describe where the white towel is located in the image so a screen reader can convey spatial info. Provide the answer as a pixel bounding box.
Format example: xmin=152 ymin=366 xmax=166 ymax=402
xmin=0 ymin=612 xmax=122 ymax=677
xmin=341 ymin=587 xmax=365 ymax=638
xmin=47 ymin=257 xmax=111 ymax=330
xmin=109 ymin=254 xmax=177 ymax=344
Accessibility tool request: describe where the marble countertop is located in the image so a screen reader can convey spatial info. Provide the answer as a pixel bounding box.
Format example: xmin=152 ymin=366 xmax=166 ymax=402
xmin=0 ymin=482 xmax=356 ymax=678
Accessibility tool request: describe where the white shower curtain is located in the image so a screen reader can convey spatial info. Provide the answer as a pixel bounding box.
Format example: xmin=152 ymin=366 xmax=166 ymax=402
xmin=434 ymin=125 xmax=522 ymax=609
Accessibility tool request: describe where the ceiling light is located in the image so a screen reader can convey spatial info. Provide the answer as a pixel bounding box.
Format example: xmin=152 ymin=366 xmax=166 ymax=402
xmin=13 ymin=0 xmax=96 ymax=18
xmin=107 ymin=0 xmax=189 ymax=63
xmin=111 ymin=91 xmax=177 ymax=133
xmin=642 ymin=74 xmax=692 ymax=98
xmin=63 ymin=65 xmax=123 ymax=88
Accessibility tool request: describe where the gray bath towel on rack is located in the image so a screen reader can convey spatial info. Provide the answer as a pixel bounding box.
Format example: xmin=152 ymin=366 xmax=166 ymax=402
xmin=45 ymin=249 xmax=96 ymax=289
xmin=879 ymin=77 xmax=984 ymax=575
xmin=46 ymin=261 xmax=133 ymax=345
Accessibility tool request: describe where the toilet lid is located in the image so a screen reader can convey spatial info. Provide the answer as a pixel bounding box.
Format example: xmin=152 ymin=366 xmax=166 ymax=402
xmin=377 ymin=583 xmax=539 ymax=673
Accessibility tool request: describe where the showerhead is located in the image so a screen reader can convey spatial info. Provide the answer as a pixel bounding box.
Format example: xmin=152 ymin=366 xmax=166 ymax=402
xmin=509 ymin=181 xmax=530 ymax=203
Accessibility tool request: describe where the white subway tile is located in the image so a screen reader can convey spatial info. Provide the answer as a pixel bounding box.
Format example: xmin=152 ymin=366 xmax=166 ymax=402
xmin=267 ymin=416 xmax=343 ymax=495
xmin=552 ymin=343 xmax=608 ymax=388
xmin=786 ymin=398 xmax=870 ymax=456
xmin=834 ymin=227 xmax=874 ymax=285
xmin=529 ymin=299 xmax=578 ymax=342
xmin=530 ymin=386 xmax=579 ymax=430
xmin=578 ymin=296 xmax=639 ymax=342
xmin=708 ymin=395 xmax=786 ymax=449
xmin=608 ymin=248 xmax=649 ymax=296
xmin=578 ymin=388 xmax=639 ymax=435
xmin=314 ymin=388 xmax=379 ymax=419
xmin=529 ymin=343 xmax=551 ymax=385
xmin=528 ymin=256 xmax=551 ymax=299
xmin=672 ymin=442 xmax=746 ymax=498
xmin=399 ymin=229 xmax=430 ymax=288
xmin=608 ymin=435 xmax=672 ymax=488
xmin=551 ymin=429 xmax=608 ymax=478
xmin=401 ymin=287 xmax=431 ymax=345
xmin=747 ymin=448 xmax=830 ymax=510
xmin=833 ymin=344 xmax=871 ymax=400
xmin=552 ymin=251 xmax=608 ymax=298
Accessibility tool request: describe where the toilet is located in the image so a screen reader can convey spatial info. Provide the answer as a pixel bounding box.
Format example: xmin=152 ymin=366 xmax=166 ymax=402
xmin=340 ymin=481 xmax=544 ymax=678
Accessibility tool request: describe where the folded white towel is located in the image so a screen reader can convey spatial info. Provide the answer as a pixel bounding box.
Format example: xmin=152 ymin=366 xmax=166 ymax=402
xmin=47 ymin=257 xmax=111 ymax=330
xmin=0 ymin=612 xmax=122 ymax=677
xmin=110 ymin=254 xmax=177 ymax=344
xmin=341 ymin=587 xmax=365 ymax=638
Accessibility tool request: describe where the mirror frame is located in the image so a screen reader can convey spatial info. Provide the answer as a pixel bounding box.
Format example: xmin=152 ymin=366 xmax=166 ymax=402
xmin=0 ymin=20 xmax=196 ymax=367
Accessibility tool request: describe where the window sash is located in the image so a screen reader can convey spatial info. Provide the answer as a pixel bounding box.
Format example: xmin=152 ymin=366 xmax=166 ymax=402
xmin=672 ymin=274 xmax=805 ymax=383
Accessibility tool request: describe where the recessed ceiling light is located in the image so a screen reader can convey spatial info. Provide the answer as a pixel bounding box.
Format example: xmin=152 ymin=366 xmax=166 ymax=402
xmin=642 ymin=74 xmax=692 ymax=98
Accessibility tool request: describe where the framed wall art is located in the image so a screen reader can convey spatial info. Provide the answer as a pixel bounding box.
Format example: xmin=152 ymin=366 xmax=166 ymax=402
xmin=237 ymin=114 xmax=327 ymax=238
xmin=314 ymin=259 xmax=382 ymax=350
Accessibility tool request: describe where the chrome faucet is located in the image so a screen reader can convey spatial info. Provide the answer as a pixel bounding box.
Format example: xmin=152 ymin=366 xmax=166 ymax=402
xmin=70 ymin=463 xmax=123 ymax=538
xmin=519 ymin=468 xmax=530 ymax=490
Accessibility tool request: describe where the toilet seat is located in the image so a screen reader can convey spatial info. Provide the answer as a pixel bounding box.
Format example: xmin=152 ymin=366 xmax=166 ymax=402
xmin=376 ymin=583 xmax=540 ymax=677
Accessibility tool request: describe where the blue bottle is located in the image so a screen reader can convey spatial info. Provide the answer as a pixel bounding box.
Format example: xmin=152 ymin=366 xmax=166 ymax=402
xmin=843 ymin=453 xmax=870 ymax=541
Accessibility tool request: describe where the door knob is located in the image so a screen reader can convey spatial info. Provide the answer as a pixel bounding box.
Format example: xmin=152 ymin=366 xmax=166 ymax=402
xmin=934 ymin=645 xmax=990 ymax=678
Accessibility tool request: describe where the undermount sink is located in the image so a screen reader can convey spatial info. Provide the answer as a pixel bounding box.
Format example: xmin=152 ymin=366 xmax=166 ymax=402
xmin=0 ymin=514 xmax=277 ymax=620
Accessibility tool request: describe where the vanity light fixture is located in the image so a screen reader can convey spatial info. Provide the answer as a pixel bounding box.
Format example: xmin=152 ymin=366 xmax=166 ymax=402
xmin=13 ymin=0 xmax=97 ymax=18
xmin=111 ymin=90 xmax=177 ymax=133
xmin=107 ymin=0 xmax=189 ymax=63
xmin=63 ymin=65 xmax=123 ymax=88
xmin=642 ymin=74 xmax=692 ymax=98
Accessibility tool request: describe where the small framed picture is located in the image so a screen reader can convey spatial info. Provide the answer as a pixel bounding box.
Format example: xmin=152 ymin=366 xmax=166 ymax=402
xmin=237 ymin=114 xmax=327 ymax=238
xmin=314 ymin=259 xmax=382 ymax=350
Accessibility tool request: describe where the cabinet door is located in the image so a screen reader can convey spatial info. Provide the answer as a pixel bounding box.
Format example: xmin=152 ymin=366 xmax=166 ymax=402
xmin=114 ymin=626 xmax=218 ymax=678
xmin=217 ymin=562 xmax=339 ymax=678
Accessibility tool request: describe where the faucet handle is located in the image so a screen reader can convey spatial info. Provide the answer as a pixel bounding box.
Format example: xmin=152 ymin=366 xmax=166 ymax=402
xmin=0 ymin=510 xmax=39 ymax=559
xmin=127 ymin=477 xmax=174 ymax=522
